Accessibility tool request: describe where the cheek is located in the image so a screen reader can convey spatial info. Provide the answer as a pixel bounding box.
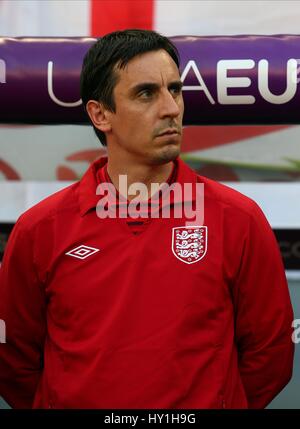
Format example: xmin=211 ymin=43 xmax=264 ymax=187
xmin=111 ymin=112 xmax=132 ymax=135
xmin=112 ymin=104 xmax=155 ymax=142
xmin=122 ymin=109 xmax=153 ymax=133
xmin=179 ymin=98 xmax=185 ymax=115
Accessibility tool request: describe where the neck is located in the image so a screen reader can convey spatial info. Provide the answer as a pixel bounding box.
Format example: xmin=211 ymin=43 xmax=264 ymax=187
xmin=106 ymin=155 xmax=174 ymax=201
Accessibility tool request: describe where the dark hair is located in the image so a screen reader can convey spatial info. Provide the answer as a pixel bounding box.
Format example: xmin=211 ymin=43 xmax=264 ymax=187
xmin=80 ymin=29 xmax=180 ymax=146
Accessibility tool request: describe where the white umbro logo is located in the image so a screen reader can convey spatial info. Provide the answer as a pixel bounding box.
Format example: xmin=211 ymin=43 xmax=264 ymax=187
xmin=65 ymin=245 xmax=100 ymax=260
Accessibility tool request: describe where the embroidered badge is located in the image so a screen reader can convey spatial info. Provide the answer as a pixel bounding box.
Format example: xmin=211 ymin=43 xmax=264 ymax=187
xmin=172 ymin=226 xmax=207 ymax=264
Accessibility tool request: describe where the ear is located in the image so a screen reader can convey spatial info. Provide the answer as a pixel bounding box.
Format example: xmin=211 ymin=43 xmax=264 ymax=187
xmin=86 ymin=100 xmax=112 ymax=133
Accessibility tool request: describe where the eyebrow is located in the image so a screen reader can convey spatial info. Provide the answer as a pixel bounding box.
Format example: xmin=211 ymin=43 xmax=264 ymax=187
xmin=129 ymin=80 xmax=183 ymax=96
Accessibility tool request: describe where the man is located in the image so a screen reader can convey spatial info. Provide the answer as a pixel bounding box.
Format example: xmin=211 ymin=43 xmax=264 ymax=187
xmin=0 ymin=29 xmax=294 ymax=409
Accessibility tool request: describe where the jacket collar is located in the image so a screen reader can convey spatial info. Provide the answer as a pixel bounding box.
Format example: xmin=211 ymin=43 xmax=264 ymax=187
xmin=78 ymin=156 xmax=200 ymax=217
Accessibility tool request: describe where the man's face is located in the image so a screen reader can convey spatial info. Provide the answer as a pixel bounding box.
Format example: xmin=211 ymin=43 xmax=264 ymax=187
xmin=106 ymin=49 xmax=184 ymax=165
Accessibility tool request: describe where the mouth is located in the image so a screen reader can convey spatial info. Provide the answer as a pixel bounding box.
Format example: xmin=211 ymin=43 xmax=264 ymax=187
xmin=157 ymin=129 xmax=180 ymax=137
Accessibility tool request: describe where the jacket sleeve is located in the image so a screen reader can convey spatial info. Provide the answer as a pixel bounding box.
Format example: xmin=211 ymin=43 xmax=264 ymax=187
xmin=0 ymin=218 xmax=46 ymax=408
xmin=231 ymin=202 xmax=294 ymax=409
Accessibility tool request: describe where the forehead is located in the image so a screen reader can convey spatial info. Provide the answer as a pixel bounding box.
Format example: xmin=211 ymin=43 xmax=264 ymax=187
xmin=115 ymin=49 xmax=180 ymax=88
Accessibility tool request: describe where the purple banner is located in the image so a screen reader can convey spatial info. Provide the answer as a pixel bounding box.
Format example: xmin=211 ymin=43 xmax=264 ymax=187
xmin=0 ymin=36 xmax=300 ymax=125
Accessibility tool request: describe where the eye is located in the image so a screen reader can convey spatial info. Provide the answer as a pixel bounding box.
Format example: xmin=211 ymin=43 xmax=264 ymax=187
xmin=139 ymin=89 xmax=153 ymax=99
xmin=169 ymin=85 xmax=182 ymax=96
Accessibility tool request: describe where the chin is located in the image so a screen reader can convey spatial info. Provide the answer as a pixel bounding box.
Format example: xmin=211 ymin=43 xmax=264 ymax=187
xmin=152 ymin=144 xmax=181 ymax=165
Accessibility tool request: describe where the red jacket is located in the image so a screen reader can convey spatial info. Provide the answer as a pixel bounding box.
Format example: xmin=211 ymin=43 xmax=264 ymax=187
xmin=0 ymin=157 xmax=294 ymax=409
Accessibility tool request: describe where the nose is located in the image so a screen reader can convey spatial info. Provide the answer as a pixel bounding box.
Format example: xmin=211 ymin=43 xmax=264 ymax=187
xmin=158 ymin=89 xmax=182 ymax=119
